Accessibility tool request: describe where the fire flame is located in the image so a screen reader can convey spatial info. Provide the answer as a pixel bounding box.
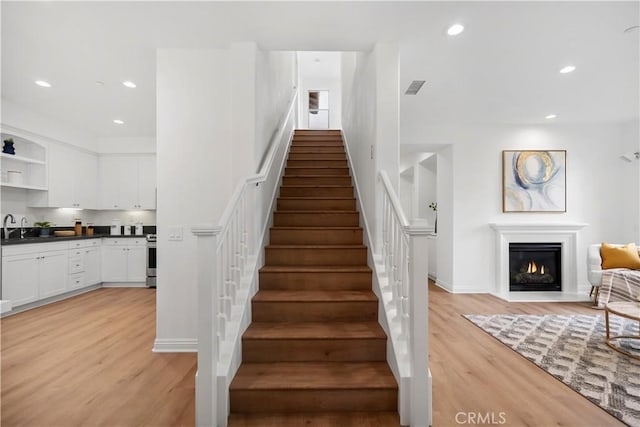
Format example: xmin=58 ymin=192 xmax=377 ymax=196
xmin=526 ymin=261 xmax=546 ymax=274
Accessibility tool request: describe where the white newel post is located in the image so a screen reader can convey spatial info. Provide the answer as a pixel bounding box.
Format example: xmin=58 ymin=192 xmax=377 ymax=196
xmin=192 ymin=224 xmax=222 ymax=427
xmin=407 ymin=225 xmax=431 ymax=427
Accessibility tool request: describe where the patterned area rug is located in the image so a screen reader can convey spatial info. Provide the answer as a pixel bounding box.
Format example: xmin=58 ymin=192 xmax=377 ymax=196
xmin=465 ymin=314 xmax=640 ymax=426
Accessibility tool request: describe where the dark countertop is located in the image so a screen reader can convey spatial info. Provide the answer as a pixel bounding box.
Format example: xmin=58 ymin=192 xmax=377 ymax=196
xmin=1 ymin=234 xmax=149 ymax=246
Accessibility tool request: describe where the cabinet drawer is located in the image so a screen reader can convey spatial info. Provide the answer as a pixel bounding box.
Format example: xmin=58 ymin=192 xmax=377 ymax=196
xmin=68 ymin=239 xmax=101 ymax=249
xmin=68 ymin=272 xmax=85 ymax=290
xmin=68 ymin=258 xmax=84 ymax=274
xmin=102 ymin=238 xmax=146 ymax=246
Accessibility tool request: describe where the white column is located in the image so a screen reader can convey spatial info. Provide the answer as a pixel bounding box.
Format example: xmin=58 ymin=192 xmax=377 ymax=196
xmin=192 ymin=224 xmax=222 ymax=427
xmin=406 ymin=225 xmax=431 ymax=427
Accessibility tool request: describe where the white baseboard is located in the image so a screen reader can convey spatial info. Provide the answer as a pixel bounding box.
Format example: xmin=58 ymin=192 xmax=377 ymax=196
xmin=102 ymin=282 xmax=147 ymax=288
xmin=434 ymin=279 xmax=453 ymax=292
xmin=153 ymin=338 xmax=197 ymax=353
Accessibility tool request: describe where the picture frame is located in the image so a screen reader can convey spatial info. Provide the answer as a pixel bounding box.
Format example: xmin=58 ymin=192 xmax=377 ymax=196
xmin=502 ymin=150 xmax=566 ymax=212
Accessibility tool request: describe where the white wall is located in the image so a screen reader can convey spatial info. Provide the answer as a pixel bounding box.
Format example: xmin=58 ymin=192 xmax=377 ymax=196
xmin=155 ymin=46 xmax=296 ymax=347
xmin=1 ymin=186 xmax=156 ymax=227
xmin=411 ymin=122 xmax=639 ymax=293
xmin=298 ymin=52 xmax=342 ymax=129
xmin=342 ymin=49 xmax=377 ymax=242
xmin=1 ymin=100 xmax=99 ymax=152
xmin=255 ymin=50 xmax=296 ymax=170
xmin=620 ymin=119 xmax=640 ymax=243
xmin=156 ymin=48 xmax=233 ymax=347
xmin=97 ymin=137 xmax=156 ymax=154
xmin=342 ymin=44 xmax=400 ymax=252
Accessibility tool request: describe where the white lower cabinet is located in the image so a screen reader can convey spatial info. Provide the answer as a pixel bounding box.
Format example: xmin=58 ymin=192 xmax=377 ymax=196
xmin=2 ymin=253 xmax=40 ymax=306
xmin=2 ymin=242 xmax=69 ymax=306
xmin=101 ymin=238 xmax=146 ymax=283
xmin=67 ymin=240 xmax=102 ymax=290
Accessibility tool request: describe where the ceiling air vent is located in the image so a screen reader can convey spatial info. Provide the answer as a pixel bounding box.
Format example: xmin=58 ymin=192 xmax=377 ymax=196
xmin=405 ymin=80 xmax=426 ymax=95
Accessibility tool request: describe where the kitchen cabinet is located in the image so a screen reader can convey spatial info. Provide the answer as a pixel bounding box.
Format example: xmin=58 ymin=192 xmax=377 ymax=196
xmin=1 ymin=253 xmax=39 ymax=306
xmin=39 ymin=251 xmax=70 ymax=298
xmin=67 ymin=240 xmax=101 ymax=290
xmin=99 ymin=154 xmax=156 ymax=210
xmin=2 ymin=242 xmax=69 ymax=306
xmin=101 ymin=238 xmax=146 ymax=283
xmin=0 ymin=132 xmax=47 ymax=191
xmin=28 ymin=144 xmax=98 ymax=208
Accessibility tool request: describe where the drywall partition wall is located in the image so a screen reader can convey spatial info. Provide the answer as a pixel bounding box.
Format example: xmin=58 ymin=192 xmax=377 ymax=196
xmin=255 ymin=50 xmax=296 ymax=169
xmin=418 ymin=122 xmax=638 ymax=294
xmin=435 ymin=145 xmax=454 ymax=291
xmin=231 ymin=42 xmax=258 ymax=185
xmin=298 ymin=52 xmax=342 ymax=129
xmin=620 ymin=119 xmax=640 ymax=243
xmin=342 ymin=49 xmax=377 ymax=246
xmin=1 ymin=100 xmax=99 ymax=152
xmin=342 ymin=43 xmax=400 ymax=252
xmin=156 ymin=48 xmax=233 ymax=350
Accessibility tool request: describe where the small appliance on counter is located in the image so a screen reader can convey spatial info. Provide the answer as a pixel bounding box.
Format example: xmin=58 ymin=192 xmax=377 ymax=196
xmin=135 ymin=222 xmax=143 ymax=236
xmin=110 ymin=219 xmax=121 ymax=236
xmin=123 ymin=224 xmax=132 ymax=236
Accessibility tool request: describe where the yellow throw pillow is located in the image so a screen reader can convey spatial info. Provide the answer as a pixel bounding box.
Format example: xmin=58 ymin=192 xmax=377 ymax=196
xmin=601 ymin=242 xmax=640 ymax=270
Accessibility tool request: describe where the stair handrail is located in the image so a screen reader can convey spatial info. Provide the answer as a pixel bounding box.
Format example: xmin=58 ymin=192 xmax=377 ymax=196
xmin=378 ymin=170 xmax=432 ymax=427
xmin=191 ymin=88 xmax=298 ymax=427
xmin=251 ymin=87 xmax=298 ymax=183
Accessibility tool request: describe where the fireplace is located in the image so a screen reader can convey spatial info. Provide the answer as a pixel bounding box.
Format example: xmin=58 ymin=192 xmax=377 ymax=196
xmin=509 ymin=243 xmax=562 ymax=291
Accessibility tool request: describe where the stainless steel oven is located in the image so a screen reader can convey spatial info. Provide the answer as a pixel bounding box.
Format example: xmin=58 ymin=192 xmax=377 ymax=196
xmin=146 ymin=234 xmax=156 ymax=287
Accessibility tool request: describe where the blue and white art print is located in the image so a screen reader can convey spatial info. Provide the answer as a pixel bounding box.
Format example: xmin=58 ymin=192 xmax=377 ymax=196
xmin=502 ymin=150 xmax=566 ymax=212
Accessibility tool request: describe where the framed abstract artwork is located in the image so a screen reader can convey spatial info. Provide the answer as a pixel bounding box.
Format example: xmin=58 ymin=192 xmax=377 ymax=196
xmin=502 ymin=150 xmax=566 ymax=212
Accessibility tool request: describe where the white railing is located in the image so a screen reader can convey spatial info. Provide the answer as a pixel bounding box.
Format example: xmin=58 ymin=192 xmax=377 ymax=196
xmin=191 ymin=88 xmax=298 ymax=427
xmin=379 ymin=171 xmax=432 ymax=427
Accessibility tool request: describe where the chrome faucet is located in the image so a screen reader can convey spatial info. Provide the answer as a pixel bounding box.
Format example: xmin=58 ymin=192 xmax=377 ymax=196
xmin=3 ymin=214 xmax=16 ymax=240
xmin=20 ymin=216 xmax=28 ymax=239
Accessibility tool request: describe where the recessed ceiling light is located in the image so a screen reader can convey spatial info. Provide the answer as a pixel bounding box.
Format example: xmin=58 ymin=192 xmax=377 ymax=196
xmin=545 ymin=114 xmax=557 ymax=119
xmin=35 ymin=80 xmax=51 ymax=88
xmin=95 ymin=81 xmax=104 ymax=86
xmin=314 ymin=58 xmax=321 ymax=63
xmin=122 ymin=81 xmax=137 ymax=88
xmin=113 ymin=119 xmax=124 ymax=125
xmin=447 ymin=24 xmax=464 ymax=36
xmin=559 ymin=65 xmax=576 ymax=74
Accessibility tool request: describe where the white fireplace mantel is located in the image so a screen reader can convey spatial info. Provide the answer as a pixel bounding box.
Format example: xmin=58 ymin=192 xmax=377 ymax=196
xmin=489 ymin=222 xmax=589 ymax=302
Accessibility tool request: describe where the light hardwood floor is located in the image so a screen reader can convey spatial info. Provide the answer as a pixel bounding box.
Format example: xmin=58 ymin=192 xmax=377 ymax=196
xmin=1 ymin=288 xmax=196 ymax=426
xmin=1 ymin=284 xmax=623 ymax=426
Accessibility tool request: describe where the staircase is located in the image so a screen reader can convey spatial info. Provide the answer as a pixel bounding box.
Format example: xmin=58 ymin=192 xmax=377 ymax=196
xmin=228 ymin=130 xmax=399 ymax=424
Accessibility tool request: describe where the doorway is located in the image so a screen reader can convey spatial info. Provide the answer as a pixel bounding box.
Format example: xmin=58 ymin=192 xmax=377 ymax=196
xmin=308 ymin=90 xmax=329 ymax=129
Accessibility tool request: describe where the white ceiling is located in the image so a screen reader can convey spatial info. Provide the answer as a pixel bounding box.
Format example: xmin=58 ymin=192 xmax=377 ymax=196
xmin=1 ymin=1 xmax=638 ymax=140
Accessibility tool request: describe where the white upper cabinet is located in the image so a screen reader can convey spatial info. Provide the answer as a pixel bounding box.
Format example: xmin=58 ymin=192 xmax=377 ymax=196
xmin=28 ymin=144 xmax=98 ymax=209
xmin=99 ymin=154 xmax=156 ymax=210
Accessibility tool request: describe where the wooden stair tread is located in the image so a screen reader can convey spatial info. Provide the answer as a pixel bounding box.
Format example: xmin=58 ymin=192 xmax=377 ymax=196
xmin=244 ymin=322 xmax=386 ymax=339
xmin=230 ymin=362 xmax=396 ymax=390
xmin=273 ymin=210 xmax=358 ymax=214
xmin=260 ymin=265 xmax=371 ymax=273
xmin=270 ymin=226 xmax=361 ymax=230
xmin=284 ymin=175 xmax=349 ymax=178
xmin=280 ymin=184 xmax=352 ymax=188
xmin=253 ymin=290 xmax=377 ymax=302
xmin=265 ymin=244 xmax=366 ymax=249
xmin=228 ymin=412 xmax=400 ymax=425
xmin=278 ymin=196 xmax=355 ymax=200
